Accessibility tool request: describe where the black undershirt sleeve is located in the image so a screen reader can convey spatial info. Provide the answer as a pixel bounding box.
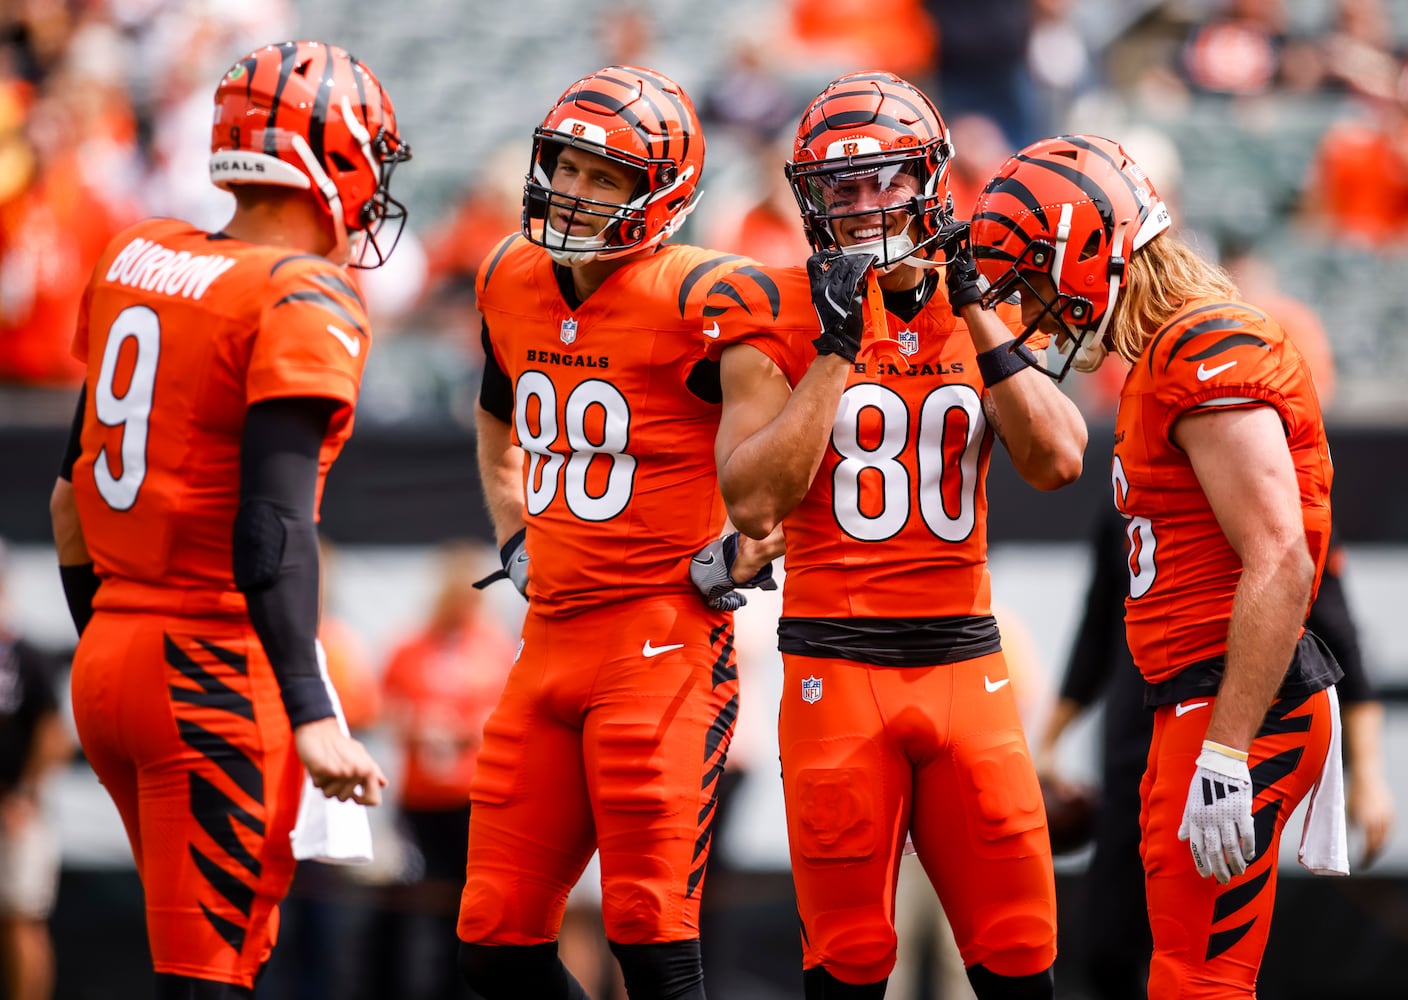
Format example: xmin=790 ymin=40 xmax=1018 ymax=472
xmin=478 ymin=317 xmax=513 ymax=423
xmin=1307 ymin=553 xmax=1373 ymax=704
xmin=57 ymin=387 xmax=101 ymax=635
xmin=237 ymin=398 xmax=338 ymax=727
xmin=1059 ymin=508 xmax=1134 ymax=706
xmin=59 ymin=387 xmax=85 ymax=481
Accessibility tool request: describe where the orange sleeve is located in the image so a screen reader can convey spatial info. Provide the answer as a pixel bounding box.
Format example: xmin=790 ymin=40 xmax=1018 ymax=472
xmin=247 ymin=256 xmax=370 ymax=407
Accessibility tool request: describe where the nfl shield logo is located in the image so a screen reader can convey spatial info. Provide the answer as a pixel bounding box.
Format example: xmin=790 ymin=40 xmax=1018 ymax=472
xmin=560 ymin=318 xmax=578 ymax=345
xmin=801 ymin=675 xmax=823 ymax=704
xmin=898 ymin=329 xmax=918 ymax=356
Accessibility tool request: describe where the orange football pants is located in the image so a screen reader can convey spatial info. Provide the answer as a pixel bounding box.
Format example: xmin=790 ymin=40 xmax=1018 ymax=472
xmin=1142 ymin=689 xmax=1335 ymax=999
xmin=457 ymin=596 xmax=737 ymax=946
xmin=779 ymin=650 xmax=1057 ymax=985
xmin=70 ymin=612 xmax=303 ymax=988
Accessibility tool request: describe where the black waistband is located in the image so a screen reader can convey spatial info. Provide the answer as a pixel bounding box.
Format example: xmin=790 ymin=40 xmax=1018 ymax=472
xmin=1143 ymin=628 xmax=1344 ymax=708
xmin=777 ymin=614 xmax=1001 ymax=667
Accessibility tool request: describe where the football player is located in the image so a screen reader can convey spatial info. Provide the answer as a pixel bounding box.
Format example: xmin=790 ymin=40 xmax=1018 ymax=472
xmin=969 ymin=134 xmax=1343 ymax=999
xmin=703 ymin=71 xmax=1086 ymax=999
xmin=458 ymin=65 xmax=778 ymax=1000
xmin=49 ymin=41 xmax=409 ymax=998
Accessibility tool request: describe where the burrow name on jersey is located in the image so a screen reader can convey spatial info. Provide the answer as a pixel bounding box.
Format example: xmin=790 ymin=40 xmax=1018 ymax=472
xmin=105 ymin=237 xmax=237 ymax=301
xmin=525 ymin=349 xmax=610 ymax=369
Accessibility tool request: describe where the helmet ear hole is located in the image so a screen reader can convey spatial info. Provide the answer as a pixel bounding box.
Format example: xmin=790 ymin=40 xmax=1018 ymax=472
xmin=328 ymin=151 xmax=356 ymax=172
xmin=1077 ymin=230 xmax=1103 ymax=262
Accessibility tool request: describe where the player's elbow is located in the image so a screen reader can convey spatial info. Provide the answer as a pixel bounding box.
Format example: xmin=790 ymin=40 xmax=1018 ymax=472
xmin=1021 ymin=446 xmax=1084 ymax=492
xmin=724 ymin=499 xmax=780 ymax=541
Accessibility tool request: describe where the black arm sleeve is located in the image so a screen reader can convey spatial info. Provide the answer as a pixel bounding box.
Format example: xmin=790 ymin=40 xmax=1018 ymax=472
xmin=59 ymin=387 xmax=85 ymax=481
xmin=1307 ymin=551 xmax=1374 ymax=704
xmin=1059 ymin=508 xmax=1134 ymax=706
xmin=235 ymin=398 xmax=339 ymax=727
xmin=57 ymin=386 xmax=101 ymax=635
xmin=478 ymin=317 xmax=513 ymax=422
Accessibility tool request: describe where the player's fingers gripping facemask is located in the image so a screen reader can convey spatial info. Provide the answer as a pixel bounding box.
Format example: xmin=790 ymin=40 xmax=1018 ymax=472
xmin=523 ymin=65 xmax=704 ymax=264
xmin=786 ymin=72 xmax=955 ymax=275
xmin=968 ymin=134 xmax=1171 ymax=381
xmin=209 ymin=41 xmax=412 ymax=269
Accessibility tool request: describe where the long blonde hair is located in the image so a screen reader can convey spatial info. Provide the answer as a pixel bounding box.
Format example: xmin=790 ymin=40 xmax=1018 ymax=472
xmin=1107 ymin=233 xmax=1238 ymax=364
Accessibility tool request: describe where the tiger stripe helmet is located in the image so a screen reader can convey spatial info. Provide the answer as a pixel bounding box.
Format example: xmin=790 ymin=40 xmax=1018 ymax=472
xmin=786 ymin=71 xmax=954 ymax=270
xmin=970 ymin=134 xmax=1170 ymax=378
xmin=210 ymin=41 xmax=411 ymax=268
xmin=524 ymin=65 xmax=704 ymax=263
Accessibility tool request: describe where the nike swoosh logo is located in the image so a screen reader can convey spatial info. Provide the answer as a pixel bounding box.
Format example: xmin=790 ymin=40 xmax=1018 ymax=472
xmin=511 ymin=551 xmax=530 ymax=567
xmin=691 ymin=551 xmax=718 ymax=566
xmin=983 ymin=676 xmax=1010 ymax=693
xmin=703 ymin=322 xmax=721 ymax=339
xmin=643 ymin=641 xmax=685 ymax=658
xmin=327 ymin=324 xmax=361 ymax=357
xmin=1175 ymin=700 xmax=1210 ymax=717
xmin=1196 ymin=360 xmax=1236 ymax=381
xmin=824 ymin=284 xmax=845 ymax=317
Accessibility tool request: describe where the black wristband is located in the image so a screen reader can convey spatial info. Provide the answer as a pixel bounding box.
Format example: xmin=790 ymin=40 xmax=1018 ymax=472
xmin=976 ymin=339 xmax=1038 ymax=388
xmin=59 ymin=562 xmax=101 ymax=636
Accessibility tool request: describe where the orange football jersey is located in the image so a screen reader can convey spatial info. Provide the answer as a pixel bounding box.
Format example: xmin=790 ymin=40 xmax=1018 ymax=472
xmin=477 ymin=237 xmax=750 ymax=615
xmin=705 ymin=266 xmax=1027 ymax=619
xmin=1112 ymin=297 xmax=1334 ymax=684
xmin=70 ymin=218 xmax=371 ymax=619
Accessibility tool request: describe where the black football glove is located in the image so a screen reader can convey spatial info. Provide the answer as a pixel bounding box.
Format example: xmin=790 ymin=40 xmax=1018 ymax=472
xmin=690 ymin=531 xmax=778 ymax=611
xmin=939 ymin=223 xmax=983 ymax=313
xmin=472 ymin=527 xmax=529 ymax=597
xmin=807 ymin=249 xmax=875 ymax=363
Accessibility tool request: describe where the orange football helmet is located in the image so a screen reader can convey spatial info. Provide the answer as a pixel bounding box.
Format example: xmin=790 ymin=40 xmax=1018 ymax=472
xmin=524 ymin=65 xmax=704 ymax=263
xmin=786 ymin=71 xmax=954 ymax=271
xmin=210 ymin=40 xmax=411 ymax=268
xmin=970 ymin=134 xmax=1170 ymax=379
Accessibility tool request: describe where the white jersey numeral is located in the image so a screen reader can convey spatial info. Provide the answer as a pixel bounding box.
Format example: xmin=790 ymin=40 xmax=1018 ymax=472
xmin=515 ymin=373 xmax=636 ymax=522
xmin=93 ymin=306 xmax=161 ymax=511
xmin=831 ymin=383 xmax=984 ymax=542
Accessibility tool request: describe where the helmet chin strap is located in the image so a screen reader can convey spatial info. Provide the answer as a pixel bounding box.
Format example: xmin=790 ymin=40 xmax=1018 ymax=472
xmin=291 ymin=132 xmax=350 ymax=264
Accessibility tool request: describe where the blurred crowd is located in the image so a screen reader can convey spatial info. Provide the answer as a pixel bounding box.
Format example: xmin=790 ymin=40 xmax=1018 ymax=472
xmin=2 ymin=0 xmax=1406 ymax=417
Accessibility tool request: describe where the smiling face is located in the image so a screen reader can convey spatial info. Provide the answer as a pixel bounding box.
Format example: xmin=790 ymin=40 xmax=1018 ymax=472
xmin=818 ymin=165 xmax=922 ymax=249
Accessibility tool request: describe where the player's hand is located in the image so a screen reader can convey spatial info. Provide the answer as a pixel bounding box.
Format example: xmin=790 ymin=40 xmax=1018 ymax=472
xmin=472 ymin=527 xmax=529 ymax=597
xmin=1348 ymin=769 xmax=1394 ymax=869
xmin=1178 ymin=740 xmax=1256 ymax=883
xmin=807 ymin=249 xmax=874 ymax=362
xmin=294 ymin=717 xmax=388 ymax=807
xmin=690 ymin=531 xmax=778 ymax=611
xmin=939 ymin=223 xmax=983 ymax=312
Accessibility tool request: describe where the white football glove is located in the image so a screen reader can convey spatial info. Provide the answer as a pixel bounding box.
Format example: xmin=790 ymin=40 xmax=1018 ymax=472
xmin=472 ymin=528 xmax=529 ymax=598
xmin=689 ymin=532 xmax=777 ymax=611
xmin=1178 ymin=740 xmax=1256 ymax=884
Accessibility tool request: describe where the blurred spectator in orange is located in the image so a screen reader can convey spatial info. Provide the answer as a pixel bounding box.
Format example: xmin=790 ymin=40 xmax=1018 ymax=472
xmin=785 ymin=0 xmax=936 ymax=81
xmin=420 ymin=142 xmax=524 ymax=303
xmin=1301 ymin=59 xmax=1408 ymax=248
xmin=0 ymin=76 xmax=132 ymax=385
xmin=317 ymin=536 xmax=380 ymax=734
xmin=702 ymin=131 xmax=811 ymax=266
xmin=380 ymin=542 xmax=515 ymax=1000
xmin=945 ymin=113 xmax=1013 ymax=221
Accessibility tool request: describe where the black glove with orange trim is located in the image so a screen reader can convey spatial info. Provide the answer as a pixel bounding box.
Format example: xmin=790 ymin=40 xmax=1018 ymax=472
xmin=807 ymin=249 xmax=875 ymax=362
